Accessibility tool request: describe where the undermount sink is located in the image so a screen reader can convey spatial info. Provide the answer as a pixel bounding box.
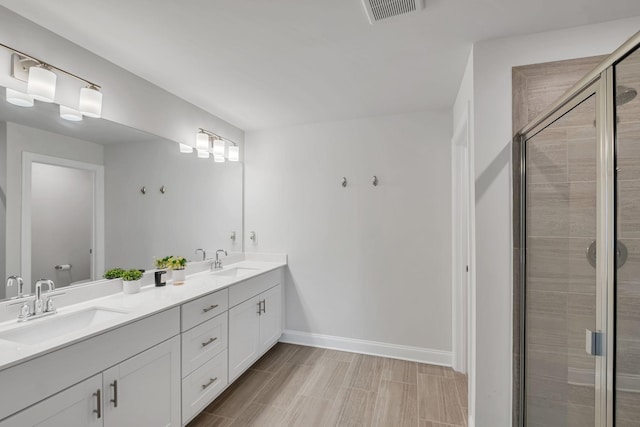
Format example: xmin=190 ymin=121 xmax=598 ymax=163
xmin=214 ymin=267 xmax=259 ymax=278
xmin=0 ymin=307 xmax=128 ymax=345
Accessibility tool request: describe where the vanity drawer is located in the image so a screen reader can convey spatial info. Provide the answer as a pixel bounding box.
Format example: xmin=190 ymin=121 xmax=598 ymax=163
xmin=181 ymin=312 xmax=228 ymax=376
xmin=228 ymin=268 xmax=281 ymax=307
xmin=181 ymin=288 xmax=228 ymax=331
xmin=182 ymin=350 xmax=228 ymax=424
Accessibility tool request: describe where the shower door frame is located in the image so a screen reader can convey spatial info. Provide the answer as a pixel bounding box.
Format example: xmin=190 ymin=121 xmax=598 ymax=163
xmin=514 ymin=31 xmax=640 ymax=427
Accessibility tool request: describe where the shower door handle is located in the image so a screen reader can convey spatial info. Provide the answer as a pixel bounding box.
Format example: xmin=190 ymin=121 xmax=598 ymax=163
xmin=585 ymin=329 xmax=604 ymax=356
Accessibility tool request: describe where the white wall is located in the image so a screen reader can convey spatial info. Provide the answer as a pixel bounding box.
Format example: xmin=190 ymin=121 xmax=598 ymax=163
xmin=4 ymin=122 xmax=103 ymax=297
xmin=0 ymin=122 xmax=6 ymax=292
xmin=104 ymin=139 xmax=243 ymax=271
xmin=469 ymin=16 xmax=640 ymax=426
xmin=0 ymin=6 xmax=243 ymax=150
xmin=245 ymin=110 xmax=452 ymax=361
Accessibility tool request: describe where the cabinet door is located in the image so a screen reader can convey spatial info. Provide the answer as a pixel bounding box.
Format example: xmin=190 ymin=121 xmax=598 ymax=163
xmin=0 ymin=374 xmax=102 ymax=427
xmin=103 ymin=336 xmax=180 ymax=427
xmin=228 ymin=295 xmax=261 ymax=381
xmin=259 ymin=285 xmax=282 ymax=352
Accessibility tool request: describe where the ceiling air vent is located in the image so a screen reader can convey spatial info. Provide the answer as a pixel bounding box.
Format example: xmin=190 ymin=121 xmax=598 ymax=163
xmin=361 ymin=0 xmax=424 ymax=24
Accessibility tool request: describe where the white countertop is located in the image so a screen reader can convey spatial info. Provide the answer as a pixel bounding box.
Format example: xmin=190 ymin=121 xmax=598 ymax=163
xmin=0 ymin=258 xmax=286 ymax=371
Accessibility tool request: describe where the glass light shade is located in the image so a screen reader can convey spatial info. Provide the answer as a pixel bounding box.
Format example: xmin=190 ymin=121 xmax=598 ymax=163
xmin=213 ymin=138 xmax=225 ymax=156
xmin=27 ymin=66 xmax=56 ymax=102
xmin=79 ymin=86 xmax=103 ymax=118
xmin=60 ymin=105 xmax=83 ymax=121
xmin=214 ymin=155 xmax=225 ymax=163
xmin=6 ymin=88 xmax=34 ymax=107
xmin=179 ymin=143 xmax=194 ymax=154
xmin=196 ymin=132 xmax=209 ymax=150
xmin=227 ymin=145 xmax=240 ymax=162
xmin=197 ymin=149 xmax=210 ymax=159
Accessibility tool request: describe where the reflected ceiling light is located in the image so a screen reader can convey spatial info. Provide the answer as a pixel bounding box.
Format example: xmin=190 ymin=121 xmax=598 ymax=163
xmin=228 ymin=145 xmax=239 ymax=162
xmin=79 ymin=85 xmax=103 ymax=118
xmin=5 ymin=88 xmax=34 ymax=107
xmin=27 ymin=65 xmax=56 ymax=102
xmin=179 ymin=143 xmax=194 ymax=154
xmin=197 ymin=149 xmax=210 ymax=159
xmin=60 ymin=105 xmax=83 ymax=121
xmin=197 ymin=128 xmax=241 ymax=162
xmin=0 ymin=43 xmax=103 ymax=120
xmin=196 ymin=130 xmax=209 ymax=151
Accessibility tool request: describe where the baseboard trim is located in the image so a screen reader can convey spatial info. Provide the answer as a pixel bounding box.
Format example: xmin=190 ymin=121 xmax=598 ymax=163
xmin=280 ymin=330 xmax=452 ymax=366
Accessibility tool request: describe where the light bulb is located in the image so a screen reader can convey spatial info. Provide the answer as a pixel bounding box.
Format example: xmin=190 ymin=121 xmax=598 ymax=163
xmin=179 ymin=143 xmax=193 ymax=153
xmin=6 ymin=88 xmax=34 ymax=107
xmin=196 ymin=132 xmax=209 ymax=151
xmin=228 ymin=145 xmax=239 ymax=162
xmin=197 ymin=149 xmax=210 ymax=159
xmin=27 ymin=65 xmax=56 ymax=102
xmin=60 ymin=105 xmax=83 ymax=121
xmin=79 ymin=86 xmax=103 ymax=118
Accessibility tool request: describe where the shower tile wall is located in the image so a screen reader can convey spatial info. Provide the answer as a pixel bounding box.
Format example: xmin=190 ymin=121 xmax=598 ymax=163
xmin=512 ymin=56 xmax=605 ymax=425
xmin=525 ymin=96 xmax=597 ymax=427
xmin=615 ymin=48 xmax=640 ymax=427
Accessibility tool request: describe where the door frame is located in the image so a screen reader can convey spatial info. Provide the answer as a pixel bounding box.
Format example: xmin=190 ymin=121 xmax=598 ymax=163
xmin=21 ymin=152 xmax=104 ymax=288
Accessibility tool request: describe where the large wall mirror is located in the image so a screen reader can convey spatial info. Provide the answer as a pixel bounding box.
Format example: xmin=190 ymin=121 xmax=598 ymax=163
xmin=0 ymin=87 xmax=243 ymax=300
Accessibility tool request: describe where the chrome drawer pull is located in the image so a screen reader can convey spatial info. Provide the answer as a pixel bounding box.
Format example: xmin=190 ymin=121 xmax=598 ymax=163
xmin=201 ymin=337 xmax=218 ymax=347
xmin=202 ymin=377 xmax=218 ymax=390
xmin=202 ymin=304 xmax=219 ymax=313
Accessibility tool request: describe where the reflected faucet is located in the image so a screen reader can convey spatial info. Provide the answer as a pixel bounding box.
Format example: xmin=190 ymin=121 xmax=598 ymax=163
xmin=213 ymin=250 xmax=227 ymax=271
xmin=6 ymin=276 xmax=25 ymax=298
xmin=195 ymin=248 xmax=206 ymax=261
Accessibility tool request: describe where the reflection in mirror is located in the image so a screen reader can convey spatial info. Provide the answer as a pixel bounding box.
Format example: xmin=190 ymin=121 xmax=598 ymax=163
xmin=0 ymin=88 xmax=243 ymax=300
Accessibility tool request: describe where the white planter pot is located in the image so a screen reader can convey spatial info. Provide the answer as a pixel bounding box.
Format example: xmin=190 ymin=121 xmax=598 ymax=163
xmin=122 ymin=279 xmax=141 ymax=294
xmin=172 ymin=269 xmax=186 ymax=285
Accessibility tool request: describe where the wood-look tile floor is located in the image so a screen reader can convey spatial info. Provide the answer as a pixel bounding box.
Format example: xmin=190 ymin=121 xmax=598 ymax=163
xmin=187 ymin=343 xmax=468 ymax=427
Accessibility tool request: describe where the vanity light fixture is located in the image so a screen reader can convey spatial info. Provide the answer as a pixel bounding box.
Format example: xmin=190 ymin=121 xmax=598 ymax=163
xmin=196 ymin=130 xmax=209 ymax=151
xmin=27 ymin=64 xmax=56 ymax=102
xmin=59 ymin=105 xmax=83 ymax=122
xmin=227 ymin=145 xmax=239 ymax=162
xmin=0 ymin=43 xmax=103 ymax=117
xmin=195 ymin=128 xmax=240 ymax=162
xmin=197 ymin=149 xmax=210 ymax=159
xmin=179 ymin=143 xmax=194 ymax=154
xmin=5 ymin=88 xmax=34 ymax=107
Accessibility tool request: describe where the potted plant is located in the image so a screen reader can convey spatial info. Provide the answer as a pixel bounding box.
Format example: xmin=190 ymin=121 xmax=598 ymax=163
xmin=167 ymin=256 xmax=187 ymax=285
xmin=103 ymin=268 xmax=125 ymax=280
xmin=121 ymin=269 xmax=143 ymax=294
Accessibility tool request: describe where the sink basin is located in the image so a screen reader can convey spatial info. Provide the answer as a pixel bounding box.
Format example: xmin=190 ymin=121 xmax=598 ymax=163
xmin=214 ymin=267 xmax=259 ymax=278
xmin=0 ymin=307 xmax=127 ymax=345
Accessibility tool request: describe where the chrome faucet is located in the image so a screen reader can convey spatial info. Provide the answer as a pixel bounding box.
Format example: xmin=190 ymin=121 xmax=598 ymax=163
xmin=6 ymin=276 xmax=25 ymax=298
xmin=195 ymin=248 xmax=206 ymax=261
xmin=213 ymin=250 xmax=227 ymax=271
xmin=18 ymin=279 xmax=56 ymax=322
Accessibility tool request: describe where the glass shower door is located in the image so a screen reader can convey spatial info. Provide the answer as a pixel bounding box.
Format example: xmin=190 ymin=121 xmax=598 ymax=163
xmin=615 ymin=47 xmax=640 ymax=427
xmin=524 ymin=93 xmax=598 ymax=426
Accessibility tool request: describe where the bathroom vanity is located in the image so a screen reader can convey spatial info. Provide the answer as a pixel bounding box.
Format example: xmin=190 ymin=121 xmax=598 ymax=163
xmin=0 ymin=256 xmax=285 ymax=426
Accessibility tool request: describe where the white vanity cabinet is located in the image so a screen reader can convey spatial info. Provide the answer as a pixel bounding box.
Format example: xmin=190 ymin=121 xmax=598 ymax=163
xmin=180 ymin=289 xmax=230 ymax=424
xmin=0 ymin=336 xmax=181 ymax=427
xmin=228 ymin=270 xmax=282 ymax=381
xmin=0 ymin=374 xmax=103 ymax=427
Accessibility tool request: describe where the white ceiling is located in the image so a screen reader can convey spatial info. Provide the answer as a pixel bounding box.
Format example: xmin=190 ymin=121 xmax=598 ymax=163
xmin=2 ymin=0 xmax=640 ymax=130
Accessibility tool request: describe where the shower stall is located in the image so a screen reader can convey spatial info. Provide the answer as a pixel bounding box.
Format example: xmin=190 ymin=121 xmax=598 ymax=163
xmin=515 ymin=32 xmax=640 ymax=426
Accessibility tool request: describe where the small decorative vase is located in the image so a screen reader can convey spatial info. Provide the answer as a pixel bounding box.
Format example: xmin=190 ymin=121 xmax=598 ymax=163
xmin=172 ymin=269 xmax=186 ymax=285
xmin=123 ymin=279 xmax=141 ymax=294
